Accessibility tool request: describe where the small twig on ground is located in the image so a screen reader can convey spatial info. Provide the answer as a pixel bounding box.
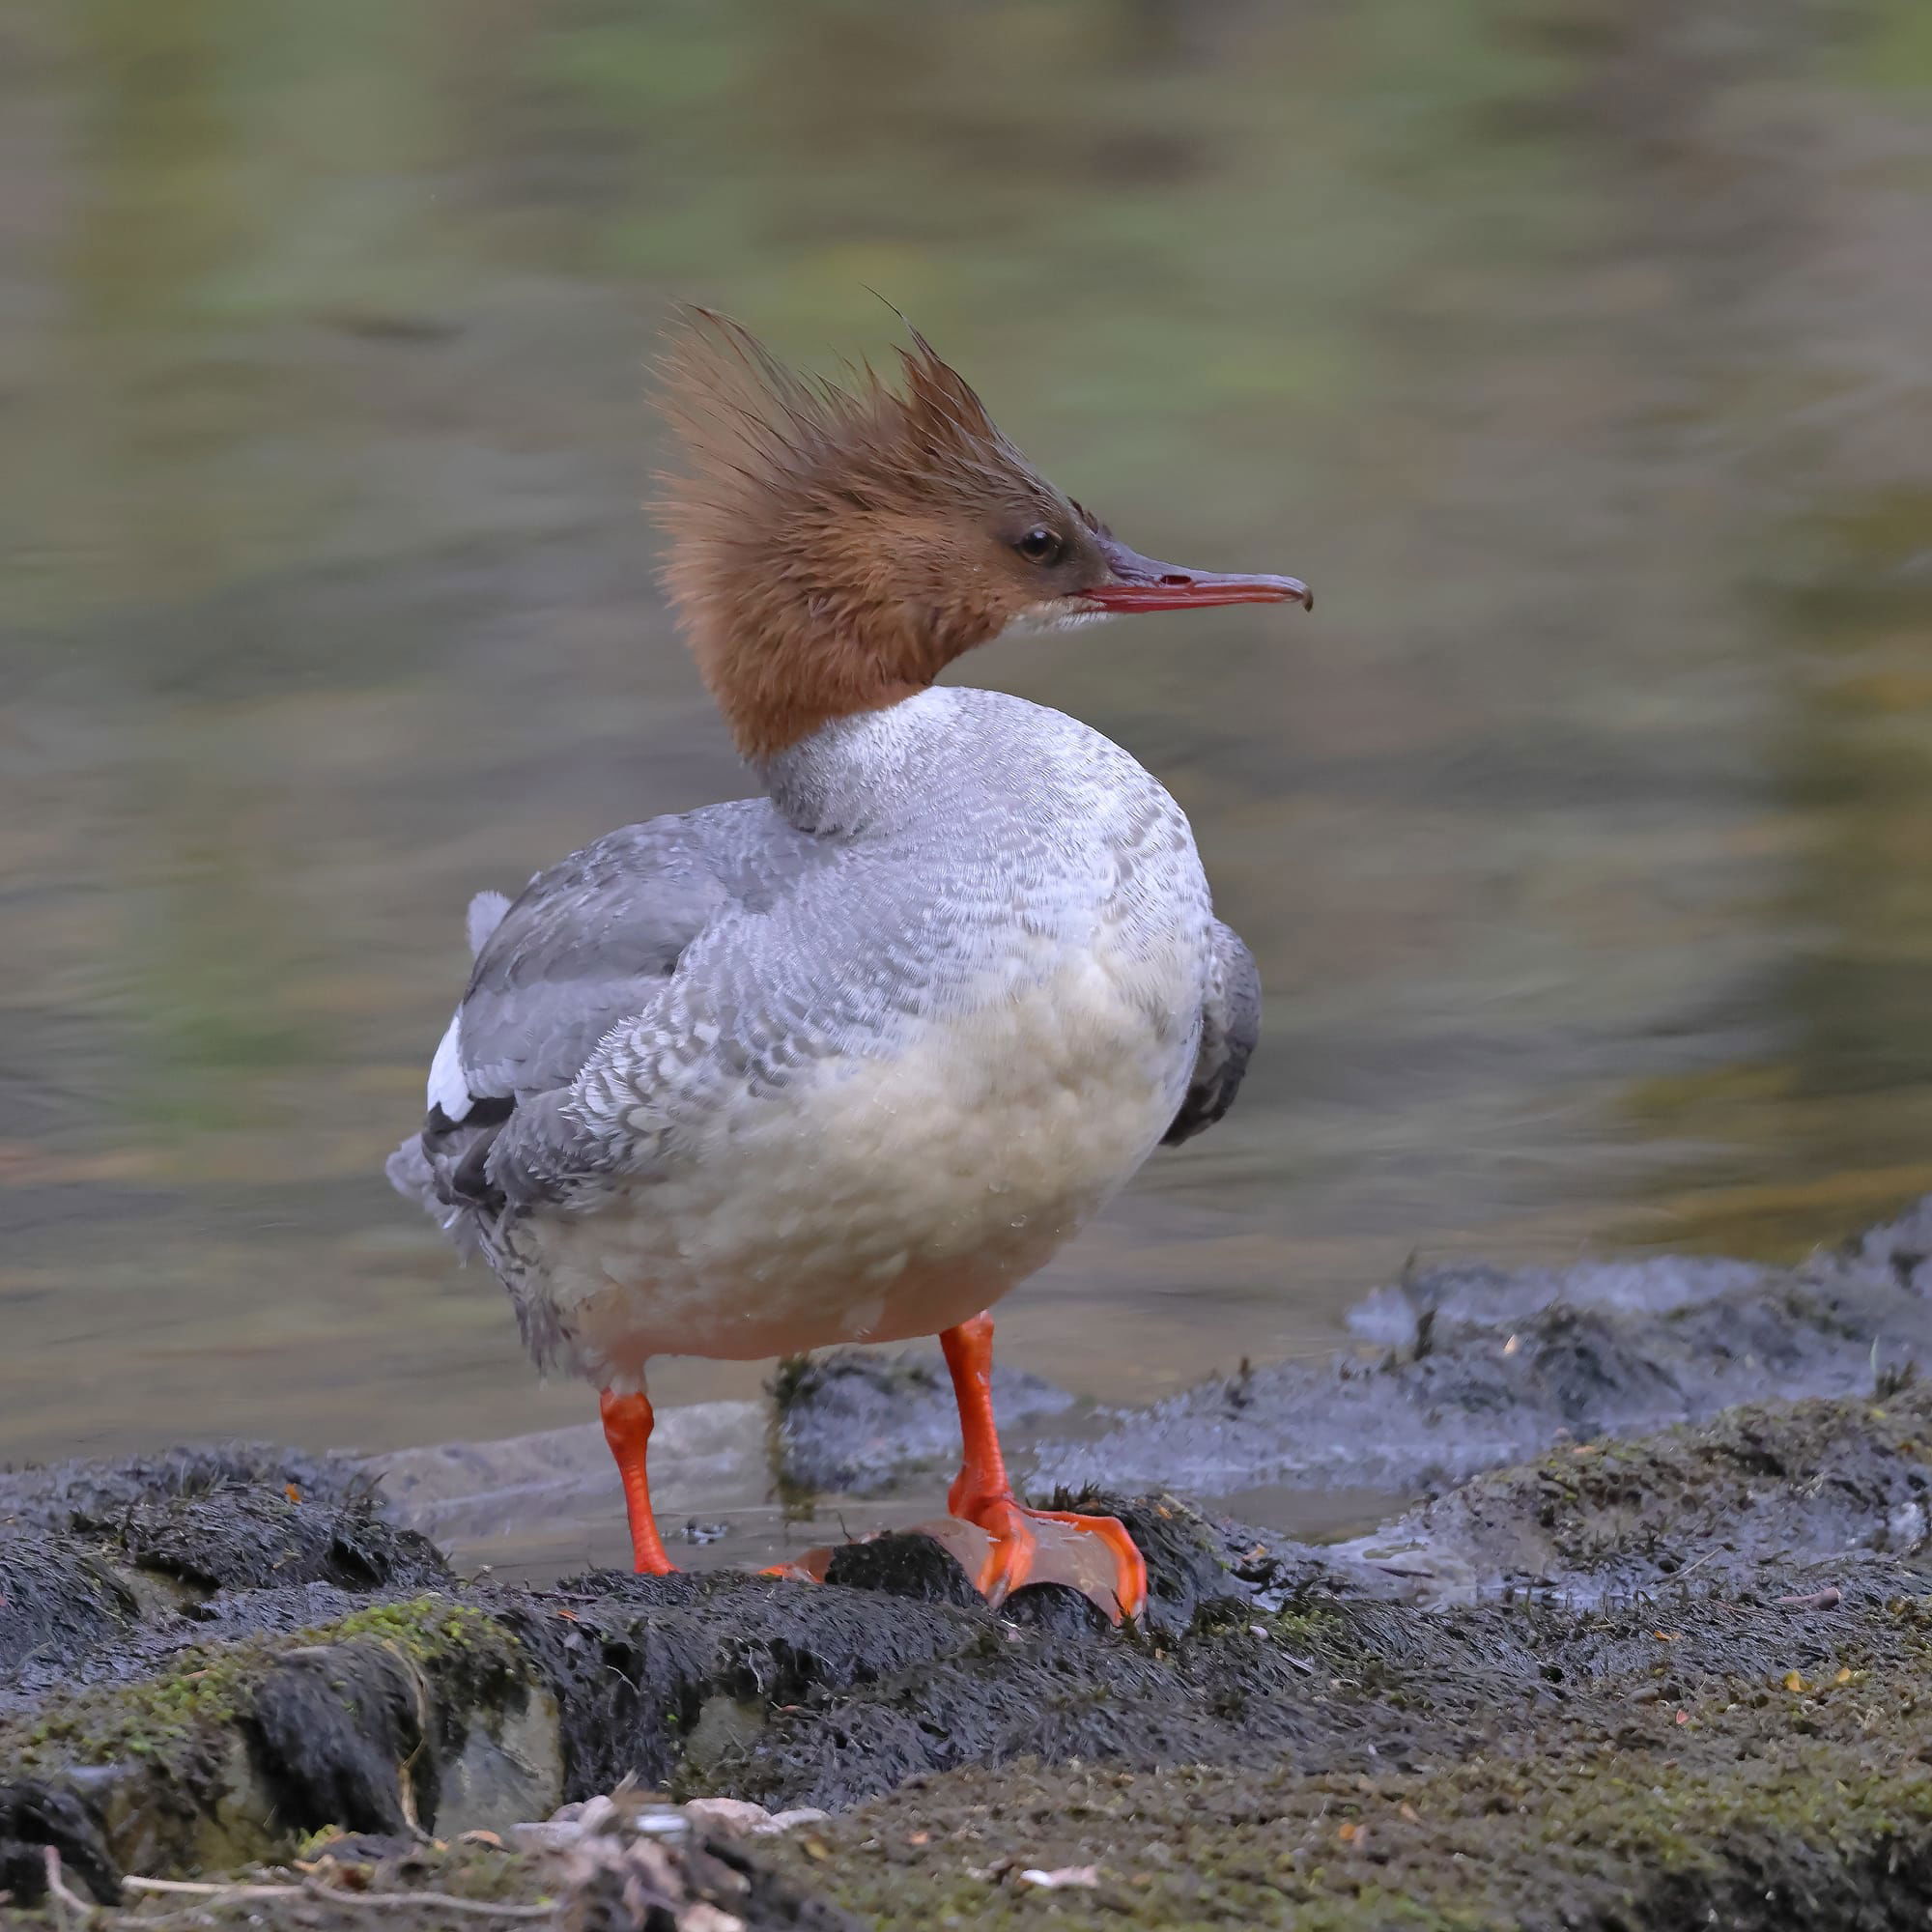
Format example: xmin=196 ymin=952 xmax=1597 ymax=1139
xmin=42 ymin=1848 xmax=97 ymax=1924
xmin=1776 ymin=1585 xmax=1843 ymax=1611
xmin=124 ymin=1877 xmax=309 ymax=1900
xmin=123 ymin=1873 xmax=555 ymax=1918
xmin=302 ymin=1881 xmax=555 ymax=1918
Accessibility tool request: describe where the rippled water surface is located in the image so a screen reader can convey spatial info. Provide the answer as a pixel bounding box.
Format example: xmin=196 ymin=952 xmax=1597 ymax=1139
xmin=4 ymin=0 xmax=1931 ymax=1467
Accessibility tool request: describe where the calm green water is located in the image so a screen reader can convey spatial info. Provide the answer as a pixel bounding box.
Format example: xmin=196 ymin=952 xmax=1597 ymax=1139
xmin=4 ymin=0 xmax=1931 ymax=1466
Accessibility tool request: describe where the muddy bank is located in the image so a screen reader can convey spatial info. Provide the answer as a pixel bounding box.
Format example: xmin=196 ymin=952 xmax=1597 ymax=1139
xmin=7 ymin=1395 xmax=1932 ymax=1922
xmin=9 ymin=1208 xmax=1932 ymax=1924
xmin=776 ymin=1196 xmax=1932 ymax=1508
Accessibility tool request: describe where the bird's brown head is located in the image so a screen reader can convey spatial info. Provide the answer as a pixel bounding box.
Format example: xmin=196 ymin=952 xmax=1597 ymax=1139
xmin=655 ymin=309 xmax=1310 ymax=760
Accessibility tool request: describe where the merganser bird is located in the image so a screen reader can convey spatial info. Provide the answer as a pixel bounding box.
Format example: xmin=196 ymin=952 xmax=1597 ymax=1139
xmin=387 ymin=311 xmax=1309 ymax=1619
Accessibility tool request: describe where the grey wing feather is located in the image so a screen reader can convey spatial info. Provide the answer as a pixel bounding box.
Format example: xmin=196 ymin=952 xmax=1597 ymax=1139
xmin=1162 ymin=919 xmax=1261 ymax=1146
xmin=395 ymin=801 xmax=812 ymax=1218
xmin=455 ymin=818 xmax=738 ymax=1103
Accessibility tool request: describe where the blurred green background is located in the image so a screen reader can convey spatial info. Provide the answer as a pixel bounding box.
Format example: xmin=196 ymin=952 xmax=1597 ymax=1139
xmin=4 ymin=0 xmax=1931 ymax=1463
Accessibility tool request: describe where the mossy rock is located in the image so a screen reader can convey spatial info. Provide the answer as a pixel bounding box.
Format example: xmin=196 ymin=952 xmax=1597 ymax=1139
xmin=2 ymin=1596 xmax=558 ymax=1880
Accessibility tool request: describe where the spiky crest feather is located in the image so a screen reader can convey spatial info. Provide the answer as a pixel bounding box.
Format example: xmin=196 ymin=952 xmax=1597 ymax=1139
xmin=654 ymin=308 xmax=1086 ymax=758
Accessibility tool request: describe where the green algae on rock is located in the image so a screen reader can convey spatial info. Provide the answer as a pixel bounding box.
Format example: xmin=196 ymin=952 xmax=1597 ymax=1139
xmin=1 ymin=1594 xmax=555 ymax=1884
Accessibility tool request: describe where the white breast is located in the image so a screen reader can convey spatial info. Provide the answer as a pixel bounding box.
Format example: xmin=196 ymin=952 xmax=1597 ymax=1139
xmin=526 ymin=924 xmax=1200 ymax=1383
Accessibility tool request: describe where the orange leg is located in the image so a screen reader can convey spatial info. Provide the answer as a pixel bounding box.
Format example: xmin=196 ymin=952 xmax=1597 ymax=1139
xmin=599 ymin=1388 xmax=676 ymax=1576
xmin=939 ymin=1312 xmax=1148 ymax=1621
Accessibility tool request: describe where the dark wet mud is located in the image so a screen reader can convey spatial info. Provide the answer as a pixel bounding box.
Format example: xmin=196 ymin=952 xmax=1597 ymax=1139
xmin=10 ymin=1208 xmax=1932 ymax=1925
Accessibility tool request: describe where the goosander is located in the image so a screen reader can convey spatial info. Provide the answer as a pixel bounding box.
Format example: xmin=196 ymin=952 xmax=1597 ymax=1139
xmin=387 ymin=311 xmax=1309 ymax=1618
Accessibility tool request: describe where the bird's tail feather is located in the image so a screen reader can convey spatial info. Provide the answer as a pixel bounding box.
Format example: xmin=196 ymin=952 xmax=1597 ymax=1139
xmin=384 ymin=1133 xmax=486 ymax=1259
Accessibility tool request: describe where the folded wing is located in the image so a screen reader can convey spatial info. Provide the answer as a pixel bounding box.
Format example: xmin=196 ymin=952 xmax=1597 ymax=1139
xmin=389 ymin=801 xmax=810 ymax=1220
xmin=1162 ymin=919 xmax=1261 ymax=1146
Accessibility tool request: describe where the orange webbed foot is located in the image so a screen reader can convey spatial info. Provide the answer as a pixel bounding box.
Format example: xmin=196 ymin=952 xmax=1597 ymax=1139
xmin=949 ymin=1487 xmax=1149 ymax=1622
xmin=936 ymin=1311 xmax=1150 ymax=1623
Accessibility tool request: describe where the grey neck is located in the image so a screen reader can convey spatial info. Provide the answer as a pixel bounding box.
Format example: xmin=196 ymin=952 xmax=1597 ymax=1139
xmin=759 ymin=690 xmax=954 ymax=837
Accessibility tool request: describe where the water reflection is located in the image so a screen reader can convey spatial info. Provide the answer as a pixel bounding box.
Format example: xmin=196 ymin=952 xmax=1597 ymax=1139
xmin=3 ymin=0 xmax=1928 ymax=1464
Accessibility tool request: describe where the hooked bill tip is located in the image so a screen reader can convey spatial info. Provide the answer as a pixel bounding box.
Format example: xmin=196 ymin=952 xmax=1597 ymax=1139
xmin=1081 ymin=539 xmax=1311 ymax=615
xmin=1080 ymin=572 xmax=1312 ymax=616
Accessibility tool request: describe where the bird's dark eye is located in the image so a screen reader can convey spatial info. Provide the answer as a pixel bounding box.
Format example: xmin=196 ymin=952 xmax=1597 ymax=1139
xmin=1014 ymin=526 xmax=1065 ymax=566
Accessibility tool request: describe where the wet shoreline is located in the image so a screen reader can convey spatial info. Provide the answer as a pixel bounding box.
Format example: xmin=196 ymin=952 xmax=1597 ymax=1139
xmin=8 ymin=1203 xmax=1932 ymax=1923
